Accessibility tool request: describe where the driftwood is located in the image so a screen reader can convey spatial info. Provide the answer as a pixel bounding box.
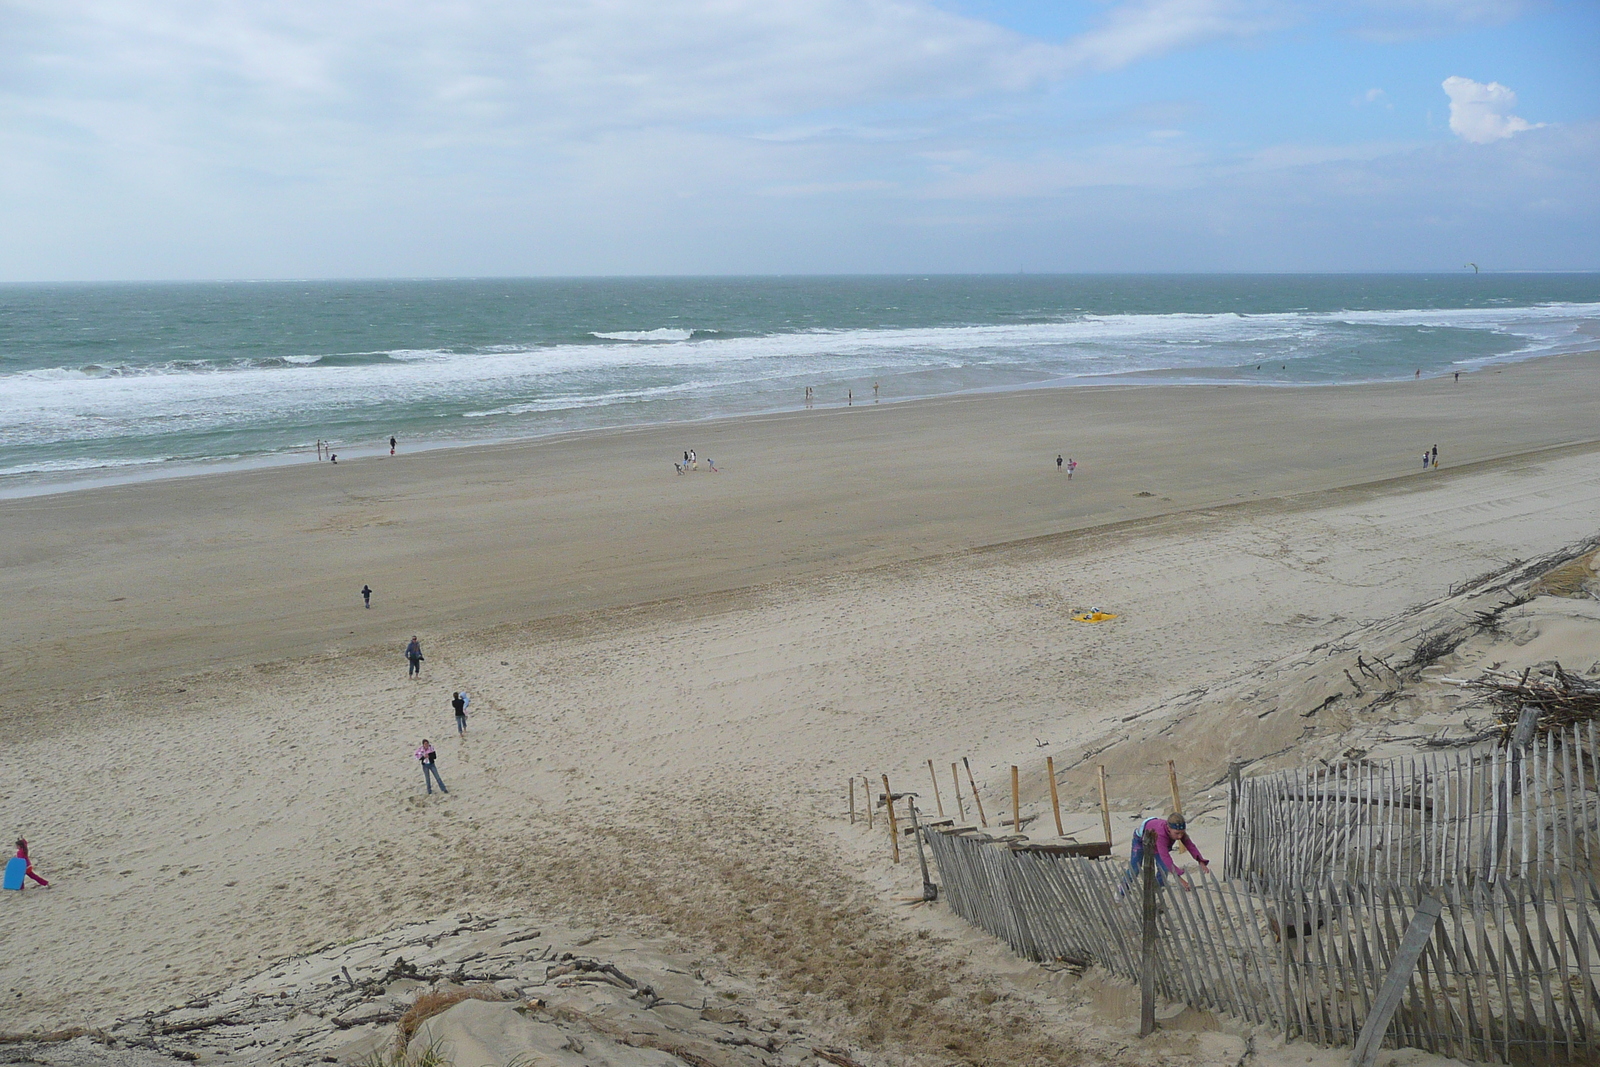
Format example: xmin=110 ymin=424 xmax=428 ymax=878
xmin=1452 ymin=661 xmax=1600 ymax=740
xmin=812 ymin=1048 xmax=867 ymax=1067
xmin=0 ymin=1027 xmax=105 ymax=1046
xmin=546 ymin=1004 xmax=746 ymax=1067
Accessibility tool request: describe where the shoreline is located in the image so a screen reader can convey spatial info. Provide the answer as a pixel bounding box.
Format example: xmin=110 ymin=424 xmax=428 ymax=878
xmin=2 ymin=343 xmax=1589 ymax=502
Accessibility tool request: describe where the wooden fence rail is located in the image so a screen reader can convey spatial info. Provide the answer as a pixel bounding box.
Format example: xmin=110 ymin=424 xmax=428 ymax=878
xmin=922 ymin=828 xmax=1600 ymax=1062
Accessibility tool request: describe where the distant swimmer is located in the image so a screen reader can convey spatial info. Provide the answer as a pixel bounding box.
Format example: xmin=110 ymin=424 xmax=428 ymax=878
xmin=330 ymin=453 xmax=337 ymax=464
xmin=406 ymin=636 xmax=424 ymax=677
xmin=390 ymin=436 xmax=397 ymax=456
xmin=361 ymin=584 xmax=372 ymax=609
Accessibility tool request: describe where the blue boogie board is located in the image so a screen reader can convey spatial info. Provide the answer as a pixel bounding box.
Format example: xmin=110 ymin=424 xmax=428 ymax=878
xmin=2 ymin=856 xmax=26 ymax=890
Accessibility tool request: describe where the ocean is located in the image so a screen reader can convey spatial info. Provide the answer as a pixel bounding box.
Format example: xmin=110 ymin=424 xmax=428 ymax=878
xmin=2 ymin=274 xmax=1597 ymax=496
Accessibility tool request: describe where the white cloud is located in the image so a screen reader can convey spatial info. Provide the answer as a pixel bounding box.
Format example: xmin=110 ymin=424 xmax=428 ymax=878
xmin=1064 ymin=0 xmax=1280 ymax=71
xmin=1442 ymin=76 xmax=1542 ymax=144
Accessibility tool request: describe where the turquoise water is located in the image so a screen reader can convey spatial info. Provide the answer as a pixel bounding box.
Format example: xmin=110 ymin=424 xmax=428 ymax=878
xmin=2 ymin=274 xmax=1597 ymax=495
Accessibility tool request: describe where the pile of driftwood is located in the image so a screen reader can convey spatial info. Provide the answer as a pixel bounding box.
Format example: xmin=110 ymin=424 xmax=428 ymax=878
xmin=1460 ymin=661 xmax=1600 ymax=740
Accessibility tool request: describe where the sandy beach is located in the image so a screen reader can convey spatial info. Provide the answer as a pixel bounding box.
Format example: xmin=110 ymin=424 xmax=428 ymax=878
xmin=6 ymin=352 xmax=1600 ymax=1063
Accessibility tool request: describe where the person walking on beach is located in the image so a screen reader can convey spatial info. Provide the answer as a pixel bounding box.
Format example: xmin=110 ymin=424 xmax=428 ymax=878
xmin=1431 ymin=444 xmax=1439 ymax=468
xmin=390 ymin=436 xmax=397 ymax=456
xmin=406 ymin=636 xmax=424 ymax=677
xmin=1422 ymin=451 xmax=1431 ymax=470
xmin=1057 ymin=454 xmax=1063 ymax=472
xmin=14 ymin=838 xmax=48 ymax=888
xmin=361 ymin=584 xmax=372 ymax=609
xmin=1115 ymin=813 xmax=1206 ymax=899
xmin=452 ymin=692 xmax=467 ymax=736
xmin=1067 ymin=458 xmax=1077 ymax=480
xmin=414 ymin=740 xmax=448 ymax=794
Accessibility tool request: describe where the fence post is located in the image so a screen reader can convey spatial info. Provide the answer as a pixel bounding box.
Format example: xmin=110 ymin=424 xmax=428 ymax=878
xmin=1140 ymin=827 xmax=1159 ymax=1037
xmin=882 ymin=775 xmax=901 ymax=863
xmin=1349 ymin=894 xmax=1444 ymax=1067
xmin=1047 ymin=756 xmax=1065 ymax=838
xmin=1168 ymin=759 xmax=1183 ymax=816
xmin=1098 ymin=765 xmax=1114 ymax=846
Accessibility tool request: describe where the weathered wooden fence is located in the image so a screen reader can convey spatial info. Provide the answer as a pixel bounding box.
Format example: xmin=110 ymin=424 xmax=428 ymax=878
xmin=923 ymin=827 xmax=1600 ymax=1062
xmin=1225 ymin=721 xmax=1600 ymax=889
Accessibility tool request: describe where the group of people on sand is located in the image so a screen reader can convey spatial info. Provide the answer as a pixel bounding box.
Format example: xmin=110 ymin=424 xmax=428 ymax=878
xmin=674 ymin=448 xmax=717 ymax=475
xmin=1056 ymin=454 xmax=1078 ymax=479
xmin=399 ymin=634 xmax=476 ymax=795
xmin=1422 ymin=444 xmax=1440 ymax=470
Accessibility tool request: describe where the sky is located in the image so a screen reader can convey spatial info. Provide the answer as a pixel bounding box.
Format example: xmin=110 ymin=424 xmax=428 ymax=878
xmin=1 ymin=0 xmax=1596 ymax=279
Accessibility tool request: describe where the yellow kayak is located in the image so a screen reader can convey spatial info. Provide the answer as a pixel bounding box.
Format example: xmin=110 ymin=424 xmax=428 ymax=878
xmin=1071 ymin=611 xmax=1119 ymax=623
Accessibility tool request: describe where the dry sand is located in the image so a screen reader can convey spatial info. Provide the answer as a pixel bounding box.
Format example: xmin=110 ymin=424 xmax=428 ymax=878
xmin=4 ymin=353 xmax=1600 ymax=1063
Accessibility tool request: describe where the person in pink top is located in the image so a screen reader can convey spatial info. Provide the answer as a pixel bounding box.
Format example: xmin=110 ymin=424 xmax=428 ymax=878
xmin=1116 ymin=812 xmax=1207 ymax=898
xmin=15 ymin=838 xmax=49 ymax=888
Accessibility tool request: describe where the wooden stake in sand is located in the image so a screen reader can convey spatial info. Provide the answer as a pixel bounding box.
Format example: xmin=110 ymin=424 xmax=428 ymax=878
xmin=1139 ymin=826 xmax=1159 ymax=1038
xmin=951 ymin=762 xmax=967 ymax=822
xmin=963 ymin=757 xmax=989 ymax=828
xmin=865 ymin=776 xmax=873 ymax=829
xmin=882 ymin=774 xmax=901 ymax=863
xmin=1098 ymin=765 xmax=1114 ymax=846
xmin=849 ymin=778 xmax=856 ymax=825
xmin=927 ymin=758 xmax=945 ymax=818
xmin=1011 ymin=765 xmax=1021 ymax=832
xmin=1167 ymin=759 xmax=1183 ymax=816
xmin=1047 ymin=756 xmax=1065 ymax=838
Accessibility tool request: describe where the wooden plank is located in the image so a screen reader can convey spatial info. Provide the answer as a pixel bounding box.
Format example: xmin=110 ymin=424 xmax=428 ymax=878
xmin=1568 ymin=873 xmax=1599 ymax=1050
xmin=927 ymin=759 xmax=944 ymax=819
xmin=1424 ymin=903 xmax=1468 ymax=1058
xmin=1320 ymin=875 xmax=1353 ymax=1044
xmin=1337 ymin=880 xmax=1372 ymax=1044
xmin=1552 ymin=874 xmax=1578 ymax=1060
xmin=1139 ymin=828 xmax=1159 ymax=1038
xmin=1009 ymin=841 xmax=1110 ymax=858
xmin=1443 ymin=883 xmax=1485 ymax=1062
xmin=1504 ymin=878 xmax=1541 ymax=1053
xmin=950 ymin=762 xmax=965 ymax=823
xmin=1529 ymin=877 xmax=1568 ymax=1056
xmin=1349 ymin=893 xmax=1444 ymax=1067
xmin=1222 ymin=875 xmax=1281 ymax=1028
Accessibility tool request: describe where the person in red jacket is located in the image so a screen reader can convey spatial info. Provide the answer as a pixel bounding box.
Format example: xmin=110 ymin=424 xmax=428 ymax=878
xmin=15 ymin=838 xmax=49 ymax=888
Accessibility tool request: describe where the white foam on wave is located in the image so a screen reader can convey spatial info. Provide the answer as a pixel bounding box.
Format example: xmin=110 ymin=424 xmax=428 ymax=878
xmin=590 ymin=328 xmax=694 ymax=342
xmin=3 ymin=301 xmax=1597 ymax=453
